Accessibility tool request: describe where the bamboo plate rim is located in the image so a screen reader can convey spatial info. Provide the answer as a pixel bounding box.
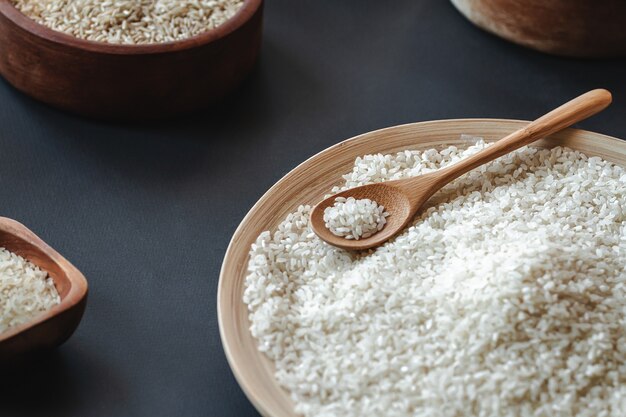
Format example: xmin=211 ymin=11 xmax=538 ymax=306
xmin=217 ymin=118 xmax=626 ymax=417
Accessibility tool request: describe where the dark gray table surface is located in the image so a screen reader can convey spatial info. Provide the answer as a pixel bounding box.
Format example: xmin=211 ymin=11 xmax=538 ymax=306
xmin=1 ymin=1 xmax=625 ymax=416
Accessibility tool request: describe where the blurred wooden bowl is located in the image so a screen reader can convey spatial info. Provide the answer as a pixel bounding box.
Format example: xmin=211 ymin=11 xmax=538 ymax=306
xmin=0 ymin=0 xmax=263 ymax=120
xmin=451 ymin=0 xmax=626 ymax=57
xmin=218 ymin=119 xmax=626 ymax=417
xmin=0 ymin=217 xmax=87 ymax=357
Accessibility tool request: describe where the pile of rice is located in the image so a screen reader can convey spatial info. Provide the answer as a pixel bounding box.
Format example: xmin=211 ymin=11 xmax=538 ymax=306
xmin=0 ymin=247 xmax=60 ymax=334
xmin=244 ymin=137 xmax=626 ymax=417
xmin=323 ymin=197 xmax=389 ymax=240
xmin=11 ymin=0 xmax=245 ymax=44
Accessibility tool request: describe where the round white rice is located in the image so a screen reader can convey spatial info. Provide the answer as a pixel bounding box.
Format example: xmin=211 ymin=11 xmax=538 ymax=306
xmin=244 ymin=137 xmax=626 ymax=417
xmin=323 ymin=197 xmax=389 ymax=240
xmin=0 ymin=247 xmax=60 ymax=334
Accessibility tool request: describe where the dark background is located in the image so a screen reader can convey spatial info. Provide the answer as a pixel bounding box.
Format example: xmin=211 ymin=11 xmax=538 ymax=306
xmin=1 ymin=1 xmax=625 ymax=416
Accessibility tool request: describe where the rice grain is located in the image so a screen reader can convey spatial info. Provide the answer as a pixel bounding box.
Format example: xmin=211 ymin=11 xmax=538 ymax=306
xmin=323 ymin=197 xmax=389 ymax=240
xmin=244 ymin=138 xmax=626 ymax=417
xmin=0 ymin=247 xmax=60 ymax=334
xmin=11 ymin=0 xmax=245 ymax=44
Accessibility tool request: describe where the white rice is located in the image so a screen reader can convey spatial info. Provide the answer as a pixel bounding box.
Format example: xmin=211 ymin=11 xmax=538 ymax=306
xmin=243 ymin=137 xmax=626 ymax=417
xmin=323 ymin=197 xmax=389 ymax=240
xmin=11 ymin=0 xmax=245 ymax=45
xmin=0 ymin=247 xmax=60 ymax=334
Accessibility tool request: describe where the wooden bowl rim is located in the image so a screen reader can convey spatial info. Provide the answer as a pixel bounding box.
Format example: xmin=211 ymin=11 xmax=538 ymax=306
xmin=217 ymin=118 xmax=626 ymax=417
xmin=0 ymin=216 xmax=88 ymax=343
xmin=0 ymin=0 xmax=262 ymax=55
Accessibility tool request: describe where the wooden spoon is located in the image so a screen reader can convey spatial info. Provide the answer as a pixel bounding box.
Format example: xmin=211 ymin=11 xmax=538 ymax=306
xmin=311 ymin=89 xmax=612 ymax=250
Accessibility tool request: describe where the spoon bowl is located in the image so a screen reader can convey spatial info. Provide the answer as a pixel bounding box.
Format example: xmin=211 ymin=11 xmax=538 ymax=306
xmin=311 ymin=178 xmax=434 ymax=250
xmin=311 ymin=174 xmax=436 ymax=250
xmin=311 ymin=89 xmax=612 ymax=250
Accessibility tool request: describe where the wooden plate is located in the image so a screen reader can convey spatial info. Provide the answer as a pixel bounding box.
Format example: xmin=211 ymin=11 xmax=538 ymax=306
xmin=0 ymin=217 xmax=87 ymax=357
xmin=217 ymin=119 xmax=626 ymax=417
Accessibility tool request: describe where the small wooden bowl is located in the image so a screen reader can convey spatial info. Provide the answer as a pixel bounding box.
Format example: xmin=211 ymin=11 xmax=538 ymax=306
xmin=451 ymin=0 xmax=626 ymax=57
xmin=0 ymin=217 xmax=87 ymax=357
xmin=0 ymin=0 xmax=263 ymax=120
xmin=218 ymin=119 xmax=626 ymax=417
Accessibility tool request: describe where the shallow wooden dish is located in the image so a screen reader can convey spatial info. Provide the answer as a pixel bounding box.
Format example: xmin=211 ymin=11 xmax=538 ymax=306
xmin=0 ymin=0 xmax=263 ymax=120
xmin=218 ymin=119 xmax=626 ymax=417
xmin=0 ymin=217 xmax=87 ymax=357
xmin=450 ymin=0 xmax=626 ymax=57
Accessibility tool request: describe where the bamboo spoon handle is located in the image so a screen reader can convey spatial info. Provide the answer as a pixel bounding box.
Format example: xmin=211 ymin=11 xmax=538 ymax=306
xmin=428 ymin=89 xmax=612 ymax=188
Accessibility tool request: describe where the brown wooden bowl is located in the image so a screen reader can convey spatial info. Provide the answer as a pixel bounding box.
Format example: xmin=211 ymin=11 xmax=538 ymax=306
xmin=0 ymin=217 xmax=87 ymax=357
xmin=451 ymin=0 xmax=626 ymax=58
xmin=218 ymin=119 xmax=626 ymax=417
xmin=0 ymin=0 xmax=263 ymax=120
